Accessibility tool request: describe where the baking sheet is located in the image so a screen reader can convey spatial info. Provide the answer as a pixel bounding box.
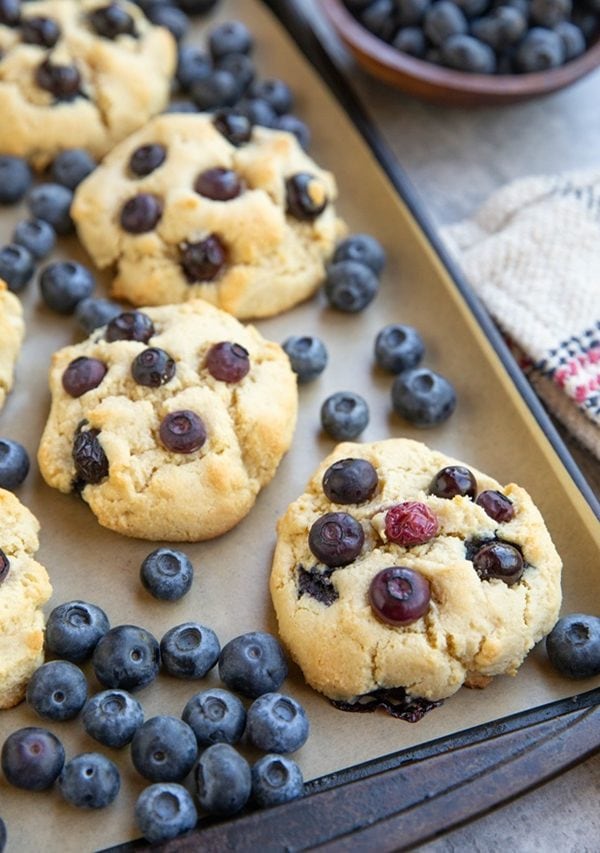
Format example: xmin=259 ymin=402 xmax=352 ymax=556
xmin=0 ymin=1 xmax=599 ymax=850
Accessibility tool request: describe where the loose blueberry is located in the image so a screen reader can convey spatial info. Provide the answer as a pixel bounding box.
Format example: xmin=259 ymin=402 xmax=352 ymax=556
xmin=391 ymin=367 xmax=456 ymax=427
xmin=1 ymin=727 xmax=65 ymax=791
xmin=105 ymin=310 xmax=154 ymax=343
xmin=26 ymin=661 xmax=88 ymax=722
xmin=205 ymin=341 xmax=250 ymax=382
xmin=208 ymin=20 xmax=253 ymax=60
xmin=375 ymin=324 xmax=425 ymax=373
xmin=370 ymin=567 xmax=431 ymax=626
xmin=21 ymin=15 xmax=60 ymax=46
xmin=309 ymin=511 xmax=364 ymax=567
xmin=286 ymin=173 xmax=327 ymax=220
xmin=322 ymin=457 xmax=378 ymax=505
xmin=131 ymin=716 xmax=198 ymax=782
xmin=514 ymin=27 xmax=565 ymax=72
xmin=385 ymin=501 xmax=439 ymax=546
xmin=45 ymin=600 xmax=110 ymax=663
xmin=191 ymin=69 xmax=239 ymax=110
xmin=282 ymin=335 xmax=328 ymax=383
xmin=471 ymin=7 xmax=527 ymax=51
xmin=176 ymin=45 xmax=211 ymax=92
xmin=321 ymin=391 xmax=369 ymax=440
xmin=89 ymin=2 xmax=136 ymax=39
xmin=216 ymin=52 xmax=255 ymax=94
xmin=472 ymin=541 xmax=524 ymax=585
xmin=50 ymin=148 xmax=95 ymax=189
xmin=236 ymin=96 xmax=277 ymax=127
xmin=129 ymin=144 xmax=167 ymax=177
xmin=275 ymin=114 xmax=311 ymax=150
xmin=392 ymin=27 xmax=427 ymax=58
xmin=212 ymin=109 xmax=253 ymax=146
xmin=146 ymin=3 xmax=188 ymax=40
xmin=0 ymin=244 xmax=34 ymax=292
xmin=0 ymin=0 xmax=20 ymax=27
xmin=40 ymin=261 xmax=95 ymax=313
xmin=120 ymin=193 xmax=163 ymax=233
xmin=430 ymin=465 xmax=477 ymax=500
xmin=396 ymin=0 xmax=430 ymax=26
xmin=28 ymin=183 xmax=73 ymax=234
xmin=135 ymin=783 xmax=198 ymax=844
xmin=159 ymin=411 xmax=207 ymax=454
xmin=12 ymin=219 xmax=56 ymax=259
xmin=163 ymin=99 xmax=198 ymax=114
xmin=92 ymin=625 xmax=160 ymax=691
xmin=441 ymin=34 xmax=497 ymax=73
xmin=182 ymin=687 xmax=246 ymax=745
xmin=75 ymin=297 xmax=122 ymax=334
xmin=131 ymin=348 xmax=176 ymax=388
xmin=72 ymin=427 xmax=109 ymax=485
xmin=0 ymin=155 xmax=32 ymax=204
xmin=324 ymin=260 xmax=379 ymax=312
xmin=218 ymin=632 xmax=288 ymax=699
xmin=82 ymin=689 xmax=144 ymax=748
xmin=195 ymin=743 xmax=251 ymax=816
xmin=546 ymin=614 xmax=600 ymax=679
xmin=423 ymin=1 xmax=468 ymax=45
xmin=248 ymin=78 xmax=293 ymax=115
xmin=195 ymin=167 xmax=243 ymax=201
xmin=245 ymin=693 xmax=309 ymax=754
xmin=361 ymin=0 xmax=397 ymax=40
xmin=58 ymin=753 xmax=120 ymax=809
xmin=251 ymin=754 xmax=304 ymax=807
xmin=35 ymin=58 xmax=81 ymax=101
xmin=140 ymin=547 xmax=193 ymax=601
xmin=0 ymin=437 xmax=29 ymax=490
xmin=333 ymin=233 xmax=386 ymax=275
xmin=161 ymin=623 xmax=220 ymax=679
xmin=554 ymin=20 xmax=586 ymax=60
xmin=180 ymin=234 xmax=226 ymax=282
xmin=62 ymin=357 xmax=107 ymax=397
xmin=476 ymin=490 xmax=515 ymax=523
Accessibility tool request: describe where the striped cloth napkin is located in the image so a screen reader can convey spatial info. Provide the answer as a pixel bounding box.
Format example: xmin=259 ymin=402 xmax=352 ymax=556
xmin=441 ymin=170 xmax=600 ymax=460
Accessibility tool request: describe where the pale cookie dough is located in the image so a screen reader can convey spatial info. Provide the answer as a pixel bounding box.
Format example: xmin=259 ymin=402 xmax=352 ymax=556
xmin=0 ymin=0 xmax=176 ymax=167
xmin=0 ymin=489 xmax=52 ymax=709
xmin=72 ymin=113 xmax=345 ymax=319
xmin=270 ymin=438 xmax=562 ymax=704
xmin=0 ymin=279 xmax=25 ymax=411
xmin=38 ymin=299 xmax=298 ymax=540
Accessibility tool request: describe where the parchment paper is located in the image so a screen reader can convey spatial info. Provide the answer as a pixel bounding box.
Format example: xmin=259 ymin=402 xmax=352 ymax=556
xmin=0 ymin=2 xmax=598 ymax=850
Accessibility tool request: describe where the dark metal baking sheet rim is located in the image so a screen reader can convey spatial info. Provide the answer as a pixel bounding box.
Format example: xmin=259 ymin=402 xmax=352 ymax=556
xmin=103 ymin=1 xmax=600 ymax=848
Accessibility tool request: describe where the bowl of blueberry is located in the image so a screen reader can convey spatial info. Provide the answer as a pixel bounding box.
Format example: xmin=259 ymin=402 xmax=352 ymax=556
xmin=323 ymin=0 xmax=600 ymax=104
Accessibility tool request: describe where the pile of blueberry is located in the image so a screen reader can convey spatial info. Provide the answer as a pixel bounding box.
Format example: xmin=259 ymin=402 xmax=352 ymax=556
xmin=345 ymin=0 xmax=599 ymax=74
xmin=1 ymin=595 xmax=308 ymax=845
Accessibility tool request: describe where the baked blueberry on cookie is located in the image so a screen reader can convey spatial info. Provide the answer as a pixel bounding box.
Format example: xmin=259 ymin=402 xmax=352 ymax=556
xmin=0 ymin=488 xmax=52 ymax=709
xmin=270 ymin=439 xmax=562 ymax=711
xmin=0 ymin=279 xmax=24 ymax=411
xmin=0 ymin=0 xmax=176 ymax=167
xmin=37 ymin=300 xmax=298 ymax=540
xmin=71 ymin=113 xmax=344 ymax=319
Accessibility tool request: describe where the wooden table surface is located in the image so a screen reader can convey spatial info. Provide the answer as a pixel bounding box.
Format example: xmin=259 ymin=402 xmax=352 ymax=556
xmin=300 ymin=2 xmax=600 ymax=849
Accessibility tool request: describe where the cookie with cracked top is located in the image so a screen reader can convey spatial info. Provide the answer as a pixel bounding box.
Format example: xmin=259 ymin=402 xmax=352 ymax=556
xmin=38 ymin=299 xmax=298 ymax=540
xmin=72 ymin=113 xmax=345 ymax=319
xmin=270 ymin=438 xmax=562 ymax=704
xmin=0 ymin=279 xmax=24 ymax=411
xmin=0 ymin=488 xmax=53 ymax=709
xmin=0 ymin=0 xmax=176 ymax=167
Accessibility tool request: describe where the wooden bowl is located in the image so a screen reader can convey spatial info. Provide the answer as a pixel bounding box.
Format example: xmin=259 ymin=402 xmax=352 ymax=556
xmin=321 ymin=0 xmax=600 ymax=105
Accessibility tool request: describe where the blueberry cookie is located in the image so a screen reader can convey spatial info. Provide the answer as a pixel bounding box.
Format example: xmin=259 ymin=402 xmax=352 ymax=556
xmin=0 ymin=279 xmax=24 ymax=411
xmin=270 ymin=439 xmax=562 ymax=705
xmin=0 ymin=488 xmax=52 ymax=709
xmin=37 ymin=300 xmax=298 ymax=540
xmin=0 ymin=0 xmax=176 ymax=167
xmin=71 ymin=113 xmax=344 ymax=319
